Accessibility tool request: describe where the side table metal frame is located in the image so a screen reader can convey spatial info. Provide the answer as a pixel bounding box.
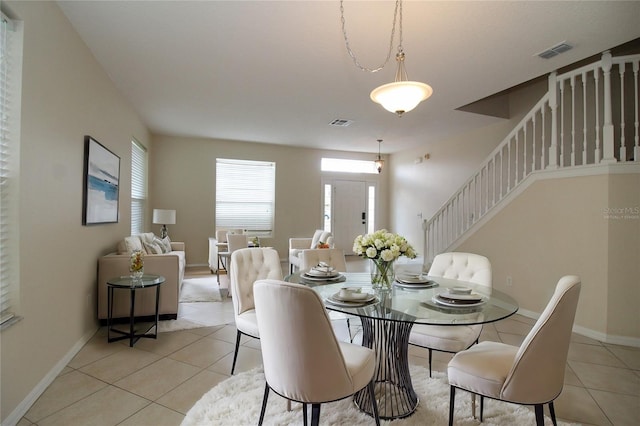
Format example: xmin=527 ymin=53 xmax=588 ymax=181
xmin=107 ymin=275 xmax=164 ymax=347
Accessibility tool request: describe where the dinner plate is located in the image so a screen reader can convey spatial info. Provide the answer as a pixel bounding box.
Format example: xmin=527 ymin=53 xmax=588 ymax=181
xmin=300 ymin=274 xmax=346 ymax=283
xmin=394 ymin=280 xmax=438 ymax=289
xmin=433 ymin=295 xmax=486 ymax=308
xmin=395 ymin=275 xmax=431 ymax=284
xmin=437 ymin=292 xmax=484 ymax=302
xmin=305 ymin=269 xmax=340 ymax=278
xmin=331 ymin=291 xmax=375 ymax=302
xmin=325 ymin=294 xmax=376 ymax=307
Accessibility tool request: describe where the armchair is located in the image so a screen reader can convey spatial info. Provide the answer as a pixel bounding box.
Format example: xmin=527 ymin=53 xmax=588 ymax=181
xmin=288 ymin=230 xmax=334 ymax=274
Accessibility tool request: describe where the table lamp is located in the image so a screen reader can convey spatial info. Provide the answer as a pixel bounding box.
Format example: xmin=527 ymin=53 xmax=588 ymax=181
xmin=152 ymin=209 xmax=176 ymax=238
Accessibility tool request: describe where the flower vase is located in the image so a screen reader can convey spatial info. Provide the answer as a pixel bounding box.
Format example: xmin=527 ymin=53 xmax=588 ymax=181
xmin=370 ymin=258 xmax=395 ymax=290
xmin=130 ymin=250 xmax=144 ymax=281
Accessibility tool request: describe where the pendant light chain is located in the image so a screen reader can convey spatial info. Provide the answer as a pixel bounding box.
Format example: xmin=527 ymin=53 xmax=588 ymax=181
xmin=340 ymin=0 xmax=403 ymax=73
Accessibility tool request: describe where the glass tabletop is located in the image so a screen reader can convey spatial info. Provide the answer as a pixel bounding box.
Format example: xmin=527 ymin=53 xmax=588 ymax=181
xmin=286 ymin=272 xmax=519 ymax=326
xmin=106 ymin=274 xmax=165 ymax=288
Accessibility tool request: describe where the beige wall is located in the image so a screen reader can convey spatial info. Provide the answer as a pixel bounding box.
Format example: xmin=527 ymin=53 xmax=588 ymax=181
xmin=1 ymin=2 xmax=150 ymax=423
xmin=456 ymin=170 xmax=639 ymax=342
xmin=150 ymin=135 xmax=389 ymax=265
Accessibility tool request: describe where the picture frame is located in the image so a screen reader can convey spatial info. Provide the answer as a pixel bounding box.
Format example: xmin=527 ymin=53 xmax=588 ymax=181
xmin=83 ymin=135 xmax=120 ymax=225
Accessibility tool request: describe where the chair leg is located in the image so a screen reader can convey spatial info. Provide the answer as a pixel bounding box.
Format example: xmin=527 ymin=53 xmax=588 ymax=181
xmin=302 ymin=402 xmax=307 ymax=426
xmin=448 ymin=386 xmax=456 ymax=426
xmin=480 ymin=395 xmax=484 ymax=422
xmin=472 ymin=394 xmax=476 ymax=419
xmin=368 ymin=380 xmax=380 ymax=426
xmin=230 ymin=330 xmax=242 ymax=375
xmin=258 ymin=383 xmax=270 ymax=426
xmin=428 ymin=348 xmax=433 ymax=377
xmin=347 ymin=318 xmax=352 ymax=342
xmin=534 ymin=404 xmax=544 ymax=426
xmin=310 ymin=403 xmax=321 ymax=426
xmin=549 ymin=401 xmax=558 ymax=426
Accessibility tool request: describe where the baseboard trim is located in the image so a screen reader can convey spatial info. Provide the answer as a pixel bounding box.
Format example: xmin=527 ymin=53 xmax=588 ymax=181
xmin=4 ymin=326 xmax=99 ymax=426
xmin=517 ymin=308 xmax=640 ymax=348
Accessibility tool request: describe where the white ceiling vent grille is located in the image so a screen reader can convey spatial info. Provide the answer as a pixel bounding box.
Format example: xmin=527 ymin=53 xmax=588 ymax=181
xmin=537 ymin=42 xmax=573 ymax=59
xmin=329 ymin=119 xmax=353 ymax=127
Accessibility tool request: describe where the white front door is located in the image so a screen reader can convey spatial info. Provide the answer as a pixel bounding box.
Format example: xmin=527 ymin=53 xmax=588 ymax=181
xmin=331 ymin=180 xmax=367 ymax=254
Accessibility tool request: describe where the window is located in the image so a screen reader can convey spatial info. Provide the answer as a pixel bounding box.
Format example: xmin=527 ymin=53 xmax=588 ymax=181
xmin=216 ymin=159 xmax=275 ymax=236
xmin=1 ymin=12 xmax=22 ymax=327
xmin=321 ymin=158 xmax=378 ymax=174
xmin=130 ymin=139 xmax=147 ymax=235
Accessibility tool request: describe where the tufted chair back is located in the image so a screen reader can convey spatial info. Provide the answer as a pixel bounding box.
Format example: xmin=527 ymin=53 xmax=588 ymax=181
xmin=300 ymin=248 xmax=347 ymax=272
xmin=428 ymin=252 xmax=492 ymax=287
xmin=230 ymin=248 xmax=283 ymax=316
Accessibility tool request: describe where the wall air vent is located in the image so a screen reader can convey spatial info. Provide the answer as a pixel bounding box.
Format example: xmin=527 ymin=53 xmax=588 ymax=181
xmin=537 ymin=41 xmax=573 ymax=59
xmin=329 ymin=119 xmax=353 ymax=127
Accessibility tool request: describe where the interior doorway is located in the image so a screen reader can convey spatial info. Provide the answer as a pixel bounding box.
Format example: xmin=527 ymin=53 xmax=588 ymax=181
xmin=323 ymin=179 xmax=376 ymax=254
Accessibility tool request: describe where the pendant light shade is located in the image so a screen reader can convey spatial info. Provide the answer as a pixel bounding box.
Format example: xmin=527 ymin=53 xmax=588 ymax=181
xmin=370 ymin=81 xmax=433 ymax=116
xmin=370 ymin=51 xmax=433 ymax=116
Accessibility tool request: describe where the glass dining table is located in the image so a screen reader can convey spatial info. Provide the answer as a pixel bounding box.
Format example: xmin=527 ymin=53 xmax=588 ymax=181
xmin=285 ymin=272 xmax=519 ymax=420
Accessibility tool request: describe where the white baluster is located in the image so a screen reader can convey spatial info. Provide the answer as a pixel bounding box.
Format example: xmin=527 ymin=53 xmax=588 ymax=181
xmin=515 ymin=132 xmax=520 ymax=183
xmin=594 ymin=68 xmax=601 ymax=162
xmin=548 ymin=72 xmax=559 ymax=168
xmin=541 ymin=105 xmax=547 ymax=168
xmin=582 ymin=72 xmax=588 ymax=165
xmin=571 ymin=75 xmax=576 ymax=166
xmin=634 ymin=60 xmax=639 ymax=161
xmin=601 ymin=51 xmax=617 ymax=163
xmin=560 ymin=77 xmax=566 ymax=167
xmin=532 ymin=112 xmax=537 ymax=171
xmin=619 ymin=63 xmax=627 ymax=161
xmin=523 ymin=122 xmax=528 ymax=178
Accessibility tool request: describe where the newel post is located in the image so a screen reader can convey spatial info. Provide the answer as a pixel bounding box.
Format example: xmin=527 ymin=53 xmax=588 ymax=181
xmin=547 ymin=71 xmax=559 ymax=169
xmin=601 ymin=51 xmax=617 ymax=163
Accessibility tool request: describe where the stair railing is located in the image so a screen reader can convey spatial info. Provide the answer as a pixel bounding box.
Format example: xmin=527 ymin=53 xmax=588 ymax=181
xmin=424 ymin=51 xmax=640 ymax=263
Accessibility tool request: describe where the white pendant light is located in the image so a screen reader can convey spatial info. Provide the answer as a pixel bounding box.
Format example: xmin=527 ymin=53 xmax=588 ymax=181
xmin=340 ymin=0 xmax=433 ymax=116
xmin=370 ymin=52 xmax=433 ymax=116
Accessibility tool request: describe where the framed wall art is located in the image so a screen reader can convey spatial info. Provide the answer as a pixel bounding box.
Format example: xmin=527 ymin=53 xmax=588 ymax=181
xmin=82 ymin=135 xmax=120 ymax=225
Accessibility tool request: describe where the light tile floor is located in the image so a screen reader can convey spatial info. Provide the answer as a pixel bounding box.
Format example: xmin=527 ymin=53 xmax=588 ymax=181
xmin=18 ymin=260 xmax=640 ymax=426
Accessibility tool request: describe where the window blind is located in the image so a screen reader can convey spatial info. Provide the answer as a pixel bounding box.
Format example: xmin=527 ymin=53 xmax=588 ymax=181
xmin=215 ymin=159 xmax=275 ymax=235
xmin=130 ymin=139 xmax=147 ymax=235
xmin=1 ymin=13 xmax=18 ymax=325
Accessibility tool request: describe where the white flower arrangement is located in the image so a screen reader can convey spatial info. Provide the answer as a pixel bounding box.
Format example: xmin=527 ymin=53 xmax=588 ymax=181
xmin=353 ymin=229 xmax=417 ymax=262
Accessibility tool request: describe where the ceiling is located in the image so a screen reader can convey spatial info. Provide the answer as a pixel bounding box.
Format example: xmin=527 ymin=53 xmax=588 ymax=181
xmin=56 ymin=1 xmax=640 ymax=155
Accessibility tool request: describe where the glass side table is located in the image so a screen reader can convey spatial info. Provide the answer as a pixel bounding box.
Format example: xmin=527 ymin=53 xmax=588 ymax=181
xmin=106 ymin=274 xmax=165 ymax=347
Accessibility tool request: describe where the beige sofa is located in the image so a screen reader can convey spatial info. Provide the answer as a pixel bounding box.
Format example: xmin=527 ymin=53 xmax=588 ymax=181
xmin=97 ymin=233 xmax=186 ymax=323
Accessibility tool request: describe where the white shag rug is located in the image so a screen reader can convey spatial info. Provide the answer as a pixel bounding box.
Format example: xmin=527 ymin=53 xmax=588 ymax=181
xmin=179 ymin=277 xmax=223 ymax=302
xmin=182 ymin=366 xmax=578 ymax=426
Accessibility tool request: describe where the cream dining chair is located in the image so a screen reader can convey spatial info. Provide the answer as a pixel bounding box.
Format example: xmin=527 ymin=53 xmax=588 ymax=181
xmin=253 ymin=279 xmax=380 ymax=426
xmin=228 ymin=247 xmax=282 ymax=375
xmin=409 ymin=252 xmax=492 ymax=376
xmin=447 ymin=275 xmax=581 ymax=426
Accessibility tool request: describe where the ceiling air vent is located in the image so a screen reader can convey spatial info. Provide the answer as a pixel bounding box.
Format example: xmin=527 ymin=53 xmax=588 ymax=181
xmin=329 ymin=119 xmax=353 ymax=127
xmin=537 ymin=42 xmax=573 ymax=59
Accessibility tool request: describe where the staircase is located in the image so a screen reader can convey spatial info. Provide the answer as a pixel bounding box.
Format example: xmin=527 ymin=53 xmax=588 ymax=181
xmin=424 ymin=51 xmax=640 ymax=262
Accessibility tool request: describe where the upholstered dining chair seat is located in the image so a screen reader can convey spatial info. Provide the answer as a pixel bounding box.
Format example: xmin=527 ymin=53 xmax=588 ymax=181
xmin=410 ymin=323 xmax=482 ymax=353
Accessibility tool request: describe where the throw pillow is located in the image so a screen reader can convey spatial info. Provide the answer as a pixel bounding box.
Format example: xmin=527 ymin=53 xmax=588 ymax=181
xmin=143 ymin=241 xmax=163 ymax=254
xmin=139 ymin=232 xmax=155 ymax=245
xmin=124 ymin=236 xmax=144 ymax=254
xmin=154 ymin=236 xmax=172 ymax=253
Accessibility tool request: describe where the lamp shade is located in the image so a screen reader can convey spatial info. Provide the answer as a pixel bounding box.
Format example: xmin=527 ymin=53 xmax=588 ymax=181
xmin=370 ymin=81 xmax=433 ymax=115
xmin=152 ymin=209 xmax=176 ymax=225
